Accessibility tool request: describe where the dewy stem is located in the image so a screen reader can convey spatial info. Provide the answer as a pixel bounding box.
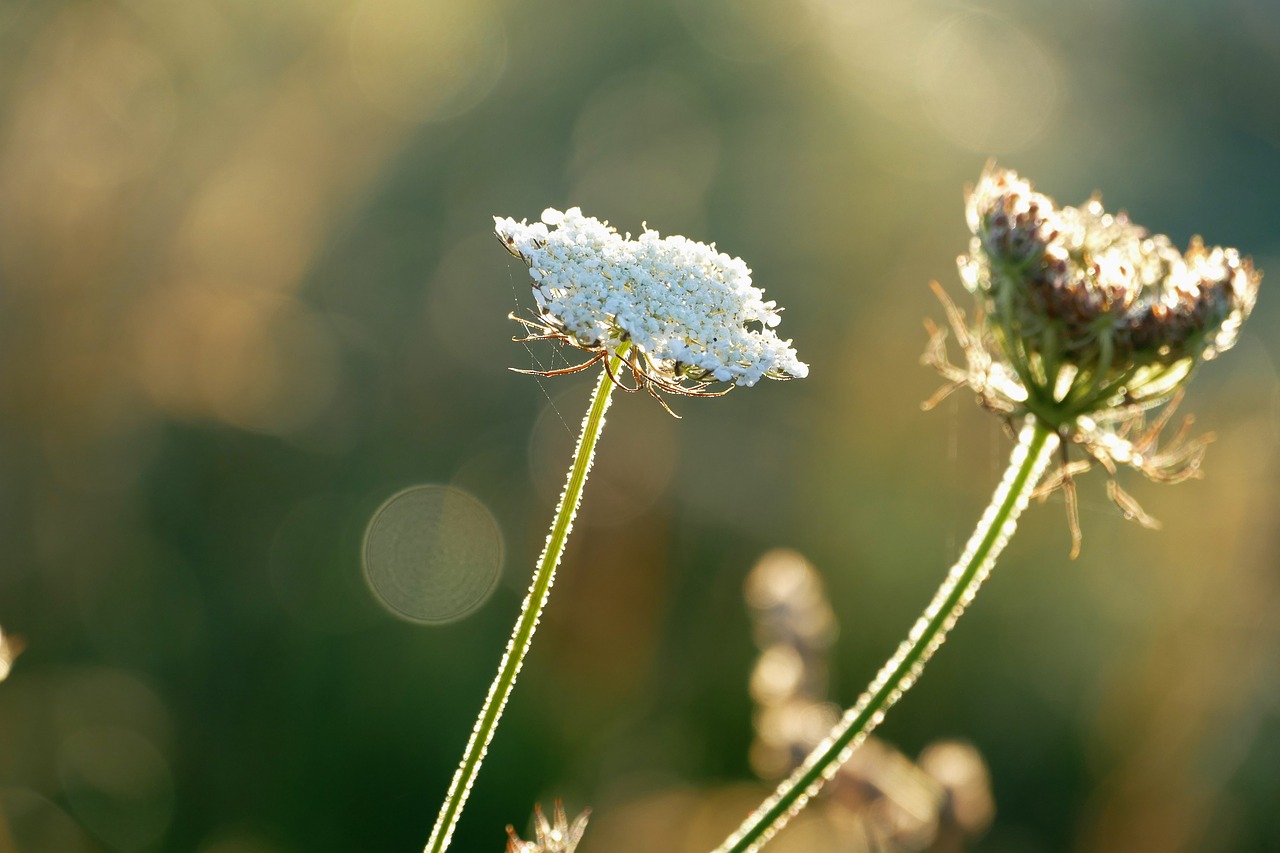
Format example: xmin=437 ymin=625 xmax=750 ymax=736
xmin=425 ymin=348 xmax=626 ymax=853
xmin=714 ymin=417 xmax=1059 ymax=853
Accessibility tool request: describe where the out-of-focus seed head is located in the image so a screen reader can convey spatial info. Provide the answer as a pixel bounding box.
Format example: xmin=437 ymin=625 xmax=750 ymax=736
xmin=505 ymin=803 xmax=589 ymax=853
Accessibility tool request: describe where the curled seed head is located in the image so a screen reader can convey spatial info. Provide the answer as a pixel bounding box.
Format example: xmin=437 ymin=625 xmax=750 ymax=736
xmin=929 ymin=166 xmax=1260 ymax=553
xmin=958 ymin=164 xmax=1261 ymax=417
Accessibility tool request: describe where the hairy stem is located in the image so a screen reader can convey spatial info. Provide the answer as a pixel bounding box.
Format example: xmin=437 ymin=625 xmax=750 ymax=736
xmin=425 ymin=352 xmax=624 ymax=853
xmin=714 ymin=417 xmax=1058 ymax=853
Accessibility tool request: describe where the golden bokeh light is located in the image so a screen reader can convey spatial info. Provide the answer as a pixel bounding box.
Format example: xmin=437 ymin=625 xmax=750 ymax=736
xmin=347 ymin=0 xmax=506 ymax=123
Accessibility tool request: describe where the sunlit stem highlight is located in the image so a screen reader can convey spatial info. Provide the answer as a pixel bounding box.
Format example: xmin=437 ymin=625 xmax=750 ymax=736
xmin=714 ymin=417 xmax=1058 ymax=853
xmin=425 ymin=348 xmax=626 ymax=853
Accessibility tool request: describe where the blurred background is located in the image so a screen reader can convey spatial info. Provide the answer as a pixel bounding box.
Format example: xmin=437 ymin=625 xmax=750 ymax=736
xmin=1 ymin=0 xmax=1279 ymax=850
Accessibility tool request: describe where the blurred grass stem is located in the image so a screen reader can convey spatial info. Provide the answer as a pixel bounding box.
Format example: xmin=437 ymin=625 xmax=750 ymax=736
xmin=714 ymin=418 xmax=1058 ymax=853
xmin=425 ymin=348 xmax=626 ymax=853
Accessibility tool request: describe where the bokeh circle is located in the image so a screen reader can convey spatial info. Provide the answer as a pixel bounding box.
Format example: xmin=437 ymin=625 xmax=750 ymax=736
xmin=362 ymin=485 xmax=503 ymax=624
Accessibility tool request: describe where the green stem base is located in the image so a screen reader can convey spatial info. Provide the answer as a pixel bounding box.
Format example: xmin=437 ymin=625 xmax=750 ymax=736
xmin=425 ymin=354 xmax=622 ymax=853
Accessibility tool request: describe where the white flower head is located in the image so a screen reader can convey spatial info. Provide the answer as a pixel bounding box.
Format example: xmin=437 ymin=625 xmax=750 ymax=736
xmin=495 ymin=208 xmax=808 ymax=397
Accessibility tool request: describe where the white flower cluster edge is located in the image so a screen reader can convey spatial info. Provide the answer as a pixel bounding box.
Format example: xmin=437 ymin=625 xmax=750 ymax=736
xmin=495 ymin=208 xmax=809 ymax=387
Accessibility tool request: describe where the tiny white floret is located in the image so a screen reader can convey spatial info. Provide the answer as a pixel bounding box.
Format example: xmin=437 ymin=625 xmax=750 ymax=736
xmin=495 ymin=208 xmax=808 ymax=389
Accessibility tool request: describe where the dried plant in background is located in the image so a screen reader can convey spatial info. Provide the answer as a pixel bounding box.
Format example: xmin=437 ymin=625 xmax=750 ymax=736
xmin=745 ymin=549 xmax=993 ymax=852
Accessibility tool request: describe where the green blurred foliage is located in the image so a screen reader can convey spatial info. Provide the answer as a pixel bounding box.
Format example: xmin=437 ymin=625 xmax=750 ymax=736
xmin=1 ymin=0 xmax=1278 ymax=851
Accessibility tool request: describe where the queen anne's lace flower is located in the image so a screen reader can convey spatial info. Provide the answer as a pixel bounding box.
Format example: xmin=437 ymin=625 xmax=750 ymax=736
xmin=496 ymin=208 xmax=808 ymax=393
xmin=927 ymin=164 xmax=1262 ymax=555
xmin=957 ymin=166 xmax=1259 ymax=420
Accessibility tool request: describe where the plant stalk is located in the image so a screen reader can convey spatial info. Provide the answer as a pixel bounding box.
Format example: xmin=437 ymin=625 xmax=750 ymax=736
xmin=425 ymin=350 xmax=625 ymax=853
xmin=714 ymin=417 xmax=1059 ymax=853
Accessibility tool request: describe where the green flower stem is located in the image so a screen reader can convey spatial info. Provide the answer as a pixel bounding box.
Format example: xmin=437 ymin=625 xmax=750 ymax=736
xmin=425 ymin=348 xmax=626 ymax=853
xmin=713 ymin=417 xmax=1059 ymax=853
